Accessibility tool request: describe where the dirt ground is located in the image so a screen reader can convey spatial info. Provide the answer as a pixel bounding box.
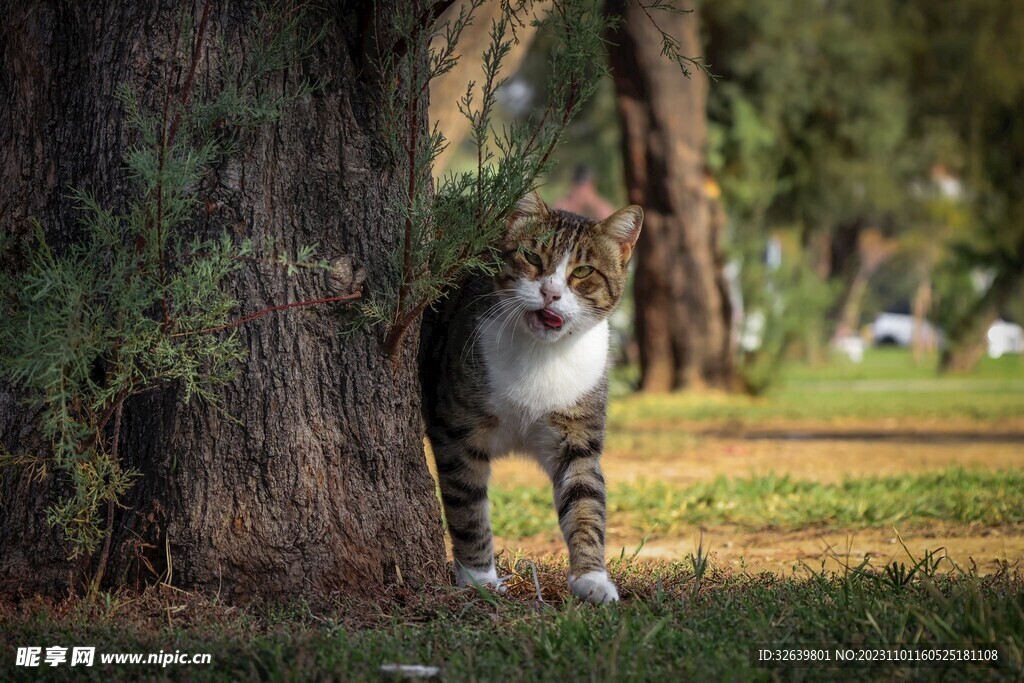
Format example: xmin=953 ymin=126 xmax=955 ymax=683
xmin=495 ymin=524 xmax=1024 ymax=577
xmin=479 ymin=420 xmax=1024 ymax=575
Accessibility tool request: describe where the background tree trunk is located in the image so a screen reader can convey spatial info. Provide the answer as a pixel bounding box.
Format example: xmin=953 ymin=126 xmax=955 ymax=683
xmin=911 ymin=277 xmax=934 ymax=364
xmin=1 ymin=1 xmax=446 ymax=601
xmin=835 ymin=227 xmax=898 ymax=335
xmin=429 ymin=1 xmax=548 ymax=174
xmin=606 ymin=2 xmax=734 ymax=392
xmin=940 ymin=264 xmax=1021 ymax=373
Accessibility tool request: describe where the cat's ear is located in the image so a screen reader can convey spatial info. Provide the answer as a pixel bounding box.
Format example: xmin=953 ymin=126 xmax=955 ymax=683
xmin=597 ymin=205 xmax=643 ymax=261
xmin=506 ymin=191 xmax=549 ymax=236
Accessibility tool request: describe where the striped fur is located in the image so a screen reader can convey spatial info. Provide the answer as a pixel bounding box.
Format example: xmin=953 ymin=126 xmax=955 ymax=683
xmin=421 ymin=192 xmax=642 ymax=604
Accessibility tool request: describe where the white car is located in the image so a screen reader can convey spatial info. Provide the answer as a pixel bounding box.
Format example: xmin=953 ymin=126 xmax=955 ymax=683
xmin=871 ymin=313 xmax=941 ymax=348
xmin=988 ymin=320 xmax=1024 ymax=358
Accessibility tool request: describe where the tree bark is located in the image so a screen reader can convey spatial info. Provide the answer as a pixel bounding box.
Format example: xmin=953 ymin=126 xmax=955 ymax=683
xmin=1 ymin=1 xmax=445 ymax=601
xmin=606 ymin=1 xmax=734 ymax=391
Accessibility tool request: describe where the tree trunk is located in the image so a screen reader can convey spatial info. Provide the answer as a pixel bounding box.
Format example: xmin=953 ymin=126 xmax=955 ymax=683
xmin=836 ymin=227 xmax=898 ymax=336
xmin=0 ymin=1 xmax=445 ymax=601
xmin=606 ymin=2 xmax=734 ymax=391
xmin=429 ymin=1 xmax=548 ymax=174
xmin=911 ymin=277 xmax=934 ymax=364
xmin=940 ymin=265 xmax=1021 ymax=374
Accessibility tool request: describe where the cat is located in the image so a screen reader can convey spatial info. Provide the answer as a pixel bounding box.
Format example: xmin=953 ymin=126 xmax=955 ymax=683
xmin=420 ymin=191 xmax=642 ymax=604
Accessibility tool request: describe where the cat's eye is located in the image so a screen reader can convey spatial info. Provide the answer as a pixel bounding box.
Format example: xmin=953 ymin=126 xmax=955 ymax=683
xmin=523 ymin=250 xmax=543 ymax=267
xmin=572 ymin=265 xmax=595 ymax=279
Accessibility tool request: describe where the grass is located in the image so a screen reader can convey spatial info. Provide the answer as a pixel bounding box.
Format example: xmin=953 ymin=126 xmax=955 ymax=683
xmin=5 ymin=348 xmax=1023 ymax=681
xmin=780 ymin=348 xmax=1024 ymax=383
xmin=2 ymin=554 xmax=1021 ymax=682
xmin=490 ymin=468 xmax=1024 ymax=541
xmin=608 ymin=383 xmax=1024 ymax=425
xmin=609 ymin=348 xmax=1024 ymax=423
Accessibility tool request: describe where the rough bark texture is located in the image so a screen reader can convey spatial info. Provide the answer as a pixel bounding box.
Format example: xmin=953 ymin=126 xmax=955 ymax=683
xmin=606 ymin=2 xmax=734 ymax=391
xmin=1 ymin=1 xmax=446 ymax=601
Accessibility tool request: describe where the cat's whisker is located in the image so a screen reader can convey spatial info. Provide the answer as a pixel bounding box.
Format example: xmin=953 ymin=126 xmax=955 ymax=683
xmin=488 ymin=300 xmax=529 ymax=359
xmin=469 ymin=297 xmax=524 ymax=347
xmin=497 ymin=303 xmax=530 ymax=357
xmin=460 ymin=296 xmax=526 ymax=363
xmin=464 ymin=288 xmax=516 ymax=309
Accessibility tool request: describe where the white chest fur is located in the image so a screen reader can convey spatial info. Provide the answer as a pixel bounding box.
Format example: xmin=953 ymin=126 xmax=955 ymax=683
xmin=482 ymin=318 xmax=609 ymax=425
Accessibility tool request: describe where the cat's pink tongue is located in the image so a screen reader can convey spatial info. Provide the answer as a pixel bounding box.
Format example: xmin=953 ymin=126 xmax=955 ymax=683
xmin=538 ymin=308 xmax=564 ymax=329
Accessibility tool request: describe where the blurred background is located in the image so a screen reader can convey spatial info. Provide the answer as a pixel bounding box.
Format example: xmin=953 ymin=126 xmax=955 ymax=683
xmin=429 ymin=1 xmax=1024 ymax=572
xmin=436 ymin=0 xmax=1024 ymax=389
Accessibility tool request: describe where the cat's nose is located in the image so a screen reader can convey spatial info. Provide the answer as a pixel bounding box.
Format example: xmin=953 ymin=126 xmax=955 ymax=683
xmin=541 ymin=282 xmax=562 ymax=305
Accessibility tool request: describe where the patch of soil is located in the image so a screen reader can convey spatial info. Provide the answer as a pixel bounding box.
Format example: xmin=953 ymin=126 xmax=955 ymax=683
xmin=490 ymin=435 xmax=1024 ymax=487
xmin=474 ymin=422 xmax=1024 ymax=575
xmin=495 ymin=524 xmax=1024 ymax=577
xmin=629 ymin=523 xmax=1024 ymax=576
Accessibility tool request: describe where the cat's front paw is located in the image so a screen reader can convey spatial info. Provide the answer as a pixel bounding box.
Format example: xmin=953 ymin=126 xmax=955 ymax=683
xmin=456 ymin=565 xmax=508 ymax=594
xmin=569 ymin=570 xmax=619 ymax=604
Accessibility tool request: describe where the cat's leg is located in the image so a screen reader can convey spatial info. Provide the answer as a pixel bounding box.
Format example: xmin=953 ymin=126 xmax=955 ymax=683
xmin=551 ymin=442 xmax=619 ymax=603
xmin=433 ymin=440 xmax=502 ymax=590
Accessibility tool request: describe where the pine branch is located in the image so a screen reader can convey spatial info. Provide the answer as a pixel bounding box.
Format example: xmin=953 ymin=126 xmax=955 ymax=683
xmin=167 ymin=0 xmax=213 ymax=148
xmin=92 ymin=398 xmax=123 ymax=592
xmin=634 ymin=0 xmax=714 ymax=79
xmin=153 ymin=14 xmax=182 ymax=330
xmin=168 ymin=292 xmax=363 ymax=339
xmin=391 ymin=0 xmax=460 ymax=57
xmin=0 ymin=1 xmax=329 ymax=559
xmin=153 ymin=0 xmax=213 ymax=331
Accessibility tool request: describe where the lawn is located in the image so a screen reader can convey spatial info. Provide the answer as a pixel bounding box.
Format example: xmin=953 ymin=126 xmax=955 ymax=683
xmin=3 ymin=553 xmax=1021 ymax=681
xmin=4 ymin=348 xmax=1023 ymax=681
xmin=609 ymin=349 xmax=1024 ymax=424
xmin=491 ymin=468 xmax=1024 ymax=540
xmin=485 ymin=349 xmax=1024 ymax=575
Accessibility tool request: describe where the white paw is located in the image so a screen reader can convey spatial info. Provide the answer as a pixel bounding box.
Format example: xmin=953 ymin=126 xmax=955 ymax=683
xmin=569 ymin=570 xmax=619 ymax=604
xmin=456 ymin=565 xmax=508 ymax=593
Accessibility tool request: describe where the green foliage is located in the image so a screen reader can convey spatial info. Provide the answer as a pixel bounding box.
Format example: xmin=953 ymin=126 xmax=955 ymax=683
xmin=899 ymin=0 xmax=1024 ymax=363
xmin=371 ymin=0 xmax=617 ymax=354
xmin=735 ymin=250 xmax=839 ymax=395
xmin=0 ymin=3 xmax=320 ymax=559
xmin=703 ymin=0 xmax=914 ymax=388
xmin=702 ymin=0 xmax=1024 ymax=374
xmin=706 ymin=0 xmax=911 ymax=234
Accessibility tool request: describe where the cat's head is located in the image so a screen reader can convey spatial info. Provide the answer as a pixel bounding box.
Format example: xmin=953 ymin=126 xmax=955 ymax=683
xmin=495 ymin=191 xmax=643 ymax=343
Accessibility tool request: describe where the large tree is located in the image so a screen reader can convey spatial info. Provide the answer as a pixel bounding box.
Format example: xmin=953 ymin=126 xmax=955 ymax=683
xmin=606 ymin=1 xmax=734 ymax=391
xmin=0 ymin=1 xmax=445 ymax=599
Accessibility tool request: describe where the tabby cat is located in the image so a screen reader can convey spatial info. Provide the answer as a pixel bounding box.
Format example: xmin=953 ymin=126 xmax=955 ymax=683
xmin=420 ymin=191 xmax=643 ymax=604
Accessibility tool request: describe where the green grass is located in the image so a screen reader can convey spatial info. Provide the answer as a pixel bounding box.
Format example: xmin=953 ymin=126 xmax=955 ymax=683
xmin=609 ymin=385 xmax=1024 ymax=425
xmin=608 ymin=349 xmax=1024 ymax=423
xmin=3 ymin=556 xmax=1021 ymax=682
xmin=780 ymin=348 xmax=1024 ymax=383
xmin=6 ymin=349 xmax=1022 ymax=681
xmin=491 ymin=468 xmax=1024 ymax=540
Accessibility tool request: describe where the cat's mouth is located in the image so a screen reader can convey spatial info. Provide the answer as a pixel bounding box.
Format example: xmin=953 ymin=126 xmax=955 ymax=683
xmin=527 ymin=308 xmax=564 ymax=332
